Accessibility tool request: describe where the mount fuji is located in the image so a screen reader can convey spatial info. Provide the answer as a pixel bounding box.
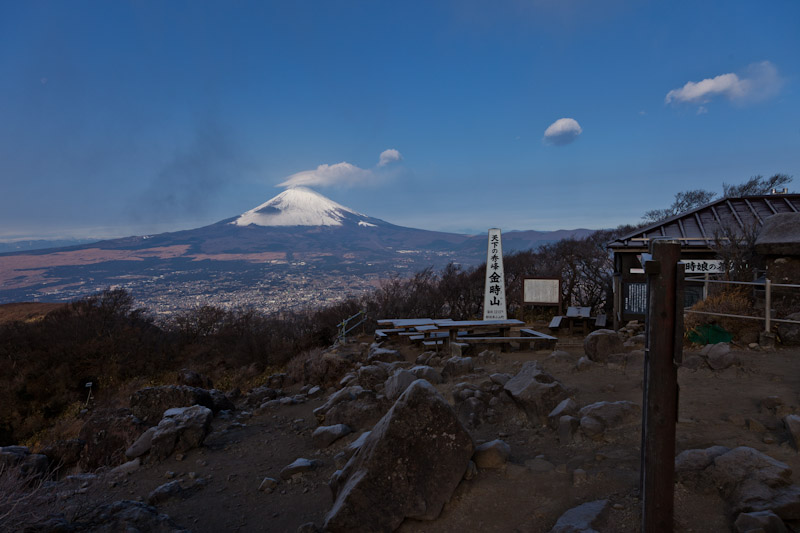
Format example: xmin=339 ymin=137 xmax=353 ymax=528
xmin=0 ymin=187 xmax=593 ymax=312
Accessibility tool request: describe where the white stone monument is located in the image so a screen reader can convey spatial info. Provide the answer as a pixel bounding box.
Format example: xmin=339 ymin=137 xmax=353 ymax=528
xmin=483 ymin=228 xmax=507 ymax=320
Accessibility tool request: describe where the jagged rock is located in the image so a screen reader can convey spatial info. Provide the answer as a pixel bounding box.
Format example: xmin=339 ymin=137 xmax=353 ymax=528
xmin=79 ymin=408 xmax=147 ymax=470
xmin=40 ymin=438 xmax=85 ymax=470
xmin=313 ymin=386 xmax=387 ymax=430
xmin=208 ymin=389 xmax=235 ymax=412
xmin=734 ymin=510 xmax=788 ymax=533
xmin=583 ymin=330 xmax=624 ymax=363
xmin=578 ymin=401 xmax=641 ymax=442
xmin=245 ymin=386 xmax=281 ymax=407
xmin=503 ymin=361 xmax=569 ymax=425
xmin=0 ymin=446 xmax=48 ymax=477
xmin=385 ymin=369 xmax=417 ymax=401
xmin=415 ymin=351 xmax=437 ymax=365
xmin=549 ymin=499 xmax=610 ymax=532
xmin=147 ymin=480 xmax=183 ymax=505
xmin=312 ymin=424 xmax=353 ymax=448
xmin=357 ymin=365 xmax=389 ymax=390
xmin=130 ymin=386 xmax=215 ymax=425
xmin=784 ymin=415 xmax=800 ymax=450
xmin=456 ymin=397 xmax=488 ymax=428
xmin=679 ymin=446 xmax=800 ymax=519
xmin=259 ymin=477 xmax=279 ymax=493
xmin=778 ymin=312 xmax=800 ymax=345
xmin=280 ymin=458 xmax=321 ymax=480
xmin=66 ymin=500 xmax=189 ymax=532
xmin=490 ymin=373 xmax=512 ymax=386
xmin=707 ymin=343 xmax=739 ymax=370
xmin=324 ymin=380 xmax=474 ymax=532
xmin=308 ymin=385 xmax=323 ymax=398
xmin=109 ymin=458 xmax=141 ymax=476
xmin=367 ymin=346 xmax=403 ymax=363
xmin=176 ymin=368 xmax=213 ymax=389
xmin=442 ymin=356 xmax=475 ymax=378
xmin=473 ymin=440 xmax=511 ymax=469
xmin=268 ymin=373 xmax=287 ymax=389
xmin=149 ymin=405 xmax=213 ymax=461
xmin=126 ymin=427 xmax=157 ymax=459
xmin=548 ymin=398 xmax=579 ymax=429
xmin=558 ymin=416 xmax=580 ymax=444
xmin=476 ymin=350 xmax=497 ymax=365
xmin=410 ymin=365 xmax=443 ymax=384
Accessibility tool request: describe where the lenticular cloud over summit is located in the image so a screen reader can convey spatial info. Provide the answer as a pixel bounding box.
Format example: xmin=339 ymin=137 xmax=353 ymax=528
xmin=276 ymin=149 xmax=403 ymax=189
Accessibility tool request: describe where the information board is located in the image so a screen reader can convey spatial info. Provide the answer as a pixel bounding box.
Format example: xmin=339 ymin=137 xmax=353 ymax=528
xmin=523 ymin=278 xmax=561 ymax=305
xmin=624 ymin=282 xmax=647 ymax=315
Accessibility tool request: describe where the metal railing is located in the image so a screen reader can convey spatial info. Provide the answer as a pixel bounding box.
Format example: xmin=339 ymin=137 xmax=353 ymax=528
xmin=684 ymin=275 xmax=800 ymax=333
xmin=336 ymin=309 xmax=367 ymax=344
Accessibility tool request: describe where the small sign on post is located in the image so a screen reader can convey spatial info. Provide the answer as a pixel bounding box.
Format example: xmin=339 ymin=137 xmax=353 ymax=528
xmin=483 ymin=228 xmax=507 ymax=320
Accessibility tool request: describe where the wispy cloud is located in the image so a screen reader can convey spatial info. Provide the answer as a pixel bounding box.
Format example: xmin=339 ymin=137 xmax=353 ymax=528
xmin=543 ymin=118 xmax=582 ymax=146
xmin=378 ymin=148 xmax=402 ymax=167
xmin=665 ymin=61 xmax=782 ymax=108
xmin=278 ymin=149 xmax=403 ymax=188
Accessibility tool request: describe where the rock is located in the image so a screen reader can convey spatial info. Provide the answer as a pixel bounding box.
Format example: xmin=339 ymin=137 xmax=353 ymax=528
xmin=0 ymin=446 xmax=48 ymax=477
xmin=147 ymin=480 xmax=184 ymax=505
xmin=526 ymin=456 xmax=555 ymax=472
xmin=489 ymin=373 xmax=512 ymax=386
xmin=762 ymin=396 xmax=785 ymax=411
xmin=208 ymin=389 xmax=235 ymax=413
xmin=40 ymin=438 xmax=85 ymax=470
xmin=149 ymin=405 xmax=213 ymax=461
xmin=573 ymin=468 xmax=587 ymax=486
xmin=575 ymin=356 xmax=593 ymax=372
xmin=312 ymin=424 xmax=353 ymax=448
xmin=442 ymin=356 xmax=475 ymax=378
xmin=176 ymin=368 xmax=213 ymax=389
xmin=130 ymin=386 xmax=215 ymax=425
xmin=578 ymin=401 xmax=641 ymax=442
xmin=384 ymin=369 xmax=417 ymax=401
xmin=367 ymin=346 xmax=403 ymax=363
xmin=297 ymin=522 xmax=322 ymax=533
xmin=548 ymin=398 xmax=579 ymax=429
xmin=549 ymin=499 xmax=610 ymax=532
xmin=681 ymin=355 xmax=707 ymax=370
xmin=504 ymin=361 xmax=569 ymax=425
xmin=464 ymin=460 xmax=478 ymax=480
xmin=324 ymin=380 xmax=473 ymax=532
xmin=259 ymin=477 xmax=279 ymax=493
xmin=313 ymin=386 xmax=387 ymax=430
xmin=78 ymin=408 xmax=148 ymax=470
xmin=280 ymin=458 xmax=321 ymax=480
xmin=583 ymin=330 xmax=624 ymax=363
xmin=410 ymin=365 xmax=443 ymax=384
xmin=675 ymin=446 xmax=730 ymax=480
xmin=777 ymin=312 xmax=800 ymax=345
xmin=473 ymin=440 xmax=511 ymax=469
xmin=558 ymin=416 xmax=580 ymax=444
xmin=707 ymin=343 xmax=739 ymax=370
xmin=357 ymin=365 xmax=389 ymax=390
xmin=784 ymin=415 xmax=800 ymax=450
xmin=308 ymin=386 xmax=323 ymax=398
xmin=734 ymin=510 xmax=788 ymax=533
xmin=109 ymin=458 xmax=141 ymax=476
xmin=476 ymin=350 xmax=497 ymax=365
xmin=245 ymin=386 xmax=281 ymax=407
xmin=125 ymin=427 xmax=157 ymax=459
xmin=67 ymin=500 xmax=189 ymax=531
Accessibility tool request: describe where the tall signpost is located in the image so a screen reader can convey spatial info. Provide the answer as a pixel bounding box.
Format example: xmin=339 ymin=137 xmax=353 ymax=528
xmin=483 ymin=228 xmax=507 ymax=320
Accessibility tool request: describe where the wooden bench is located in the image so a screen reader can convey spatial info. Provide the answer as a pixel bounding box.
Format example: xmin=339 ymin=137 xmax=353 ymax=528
xmin=520 ymin=328 xmax=559 ymax=350
xmin=459 ymin=336 xmax=542 ymax=352
xmin=375 ymin=328 xmax=403 ymax=340
xmin=548 ymin=316 xmax=563 ymax=331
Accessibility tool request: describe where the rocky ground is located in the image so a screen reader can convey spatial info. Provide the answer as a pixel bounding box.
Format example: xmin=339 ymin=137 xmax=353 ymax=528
xmin=4 ymin=323 xmax=800 ymax=532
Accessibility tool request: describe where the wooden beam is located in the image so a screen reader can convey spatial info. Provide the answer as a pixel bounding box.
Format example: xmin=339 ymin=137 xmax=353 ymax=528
xmin=764 ymin=198 xmax=778 ymax=215
xmin=744 ymin=199 xmax=763 ymax=224
xmin=725 ymin=199 xmax=745 ymax=231
xmin=785 ymin=197 xmax=798 ymax=213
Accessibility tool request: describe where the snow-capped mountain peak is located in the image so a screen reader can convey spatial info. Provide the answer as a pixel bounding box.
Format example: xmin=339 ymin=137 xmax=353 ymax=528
xmin=232 ymin=186 xmax=367 ymax=227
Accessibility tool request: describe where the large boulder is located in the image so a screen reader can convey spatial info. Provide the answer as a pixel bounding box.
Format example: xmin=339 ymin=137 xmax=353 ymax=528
xmin=78 ymin=408 xmax=148 ymax=470
xmin=384 ymin=369 xmax=417 ymax=401
xmin=324 ymin=380 xmax=474 ymax=532
xmin=705 ymin=343 xmax=740 ymax=370
xmin=64 ymin=500 xmax=189 ymax=532
xmin=583 ymin=330 xmax=624 ymax=363
xmin=503 ymin=361 xmax=570 ymax=425
xmin=578 ymin=401 xmax=641 ymax=442
xmin=549 ymin=499 xmax=610 ymax=533
xmin=130 ymin=386 xmax=215 ymax=426
xmin=442 ymin=356 xmax=475 ymax=379
xmin=314 ymin=386 xmax=388 ymax=431
xmin=149 ymin=405 xmax=213 ymax=461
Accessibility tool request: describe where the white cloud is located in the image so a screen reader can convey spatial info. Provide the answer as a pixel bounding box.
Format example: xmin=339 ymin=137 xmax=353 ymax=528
xmin=665 ymin=61 xmax=782 ymax=107
xmin=696 ymin=106 xmax=708 ymax=115
xmin=543 ymin=118 xmax=582 ymax=146
xmin=378 ymin=149 xmax=402 ymax=167
xmin=277 ymin=148 xmax=404 ymax=188
xmin=278 ymin=162 xmax=373 ymax=188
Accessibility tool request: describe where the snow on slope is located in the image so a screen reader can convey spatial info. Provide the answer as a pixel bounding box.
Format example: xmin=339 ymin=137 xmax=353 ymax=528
xmin=232 ymin=186 xmax=368 ymax=227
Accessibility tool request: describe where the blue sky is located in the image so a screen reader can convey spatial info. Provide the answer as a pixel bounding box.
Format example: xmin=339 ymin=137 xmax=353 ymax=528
xmin=1 ymin=0 xmax=798 ymax=239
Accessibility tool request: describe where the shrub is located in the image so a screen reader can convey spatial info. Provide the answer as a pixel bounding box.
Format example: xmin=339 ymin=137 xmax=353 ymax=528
xmin=685 ymin=288 xmax=761 ymax=344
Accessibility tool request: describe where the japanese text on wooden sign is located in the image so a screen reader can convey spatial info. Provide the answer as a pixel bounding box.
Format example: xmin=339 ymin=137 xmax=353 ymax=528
xmin=483 ymin=228 xmax=507 ymax=320
xmin=681 ymin=259 xmax=724 ymax=274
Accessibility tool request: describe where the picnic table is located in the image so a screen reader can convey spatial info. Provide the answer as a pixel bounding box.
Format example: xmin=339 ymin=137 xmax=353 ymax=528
xmin=433 ymin=319 xmax=526 ymax=352
xmin=549 ymin=306 xmax=602 ymax=335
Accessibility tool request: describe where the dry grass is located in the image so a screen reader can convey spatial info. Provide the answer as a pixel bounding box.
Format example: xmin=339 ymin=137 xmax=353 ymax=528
xmin=685 ymin=288 xmax=761 ymax=343
xmin=0 ymin=464 xmax=59 ymax=530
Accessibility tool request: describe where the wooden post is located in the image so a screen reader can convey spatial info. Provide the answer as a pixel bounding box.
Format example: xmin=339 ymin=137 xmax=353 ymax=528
xmin=765 ymin=278 xmax=772 ymax=333
xmin=641 ymin=240 xmax=684 ymax=532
